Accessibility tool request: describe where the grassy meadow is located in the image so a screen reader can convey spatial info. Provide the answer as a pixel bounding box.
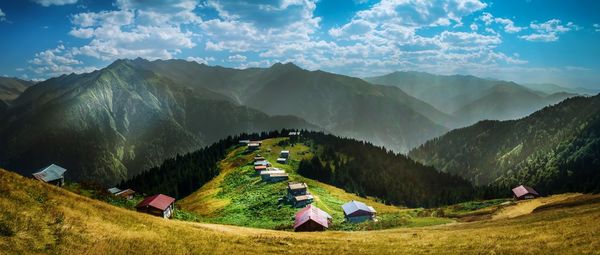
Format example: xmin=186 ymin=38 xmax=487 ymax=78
xmin=1 ymin=168 xmax=600 ymax=254
xmin=178 ymin=137 xmax=451 ymax=230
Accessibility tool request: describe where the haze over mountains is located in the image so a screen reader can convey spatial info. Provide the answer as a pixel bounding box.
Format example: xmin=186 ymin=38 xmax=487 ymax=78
xmin=366 ymin=71 xmax=576 ymax=127
xmin=0 ymin=58 xmax=590 ymax=185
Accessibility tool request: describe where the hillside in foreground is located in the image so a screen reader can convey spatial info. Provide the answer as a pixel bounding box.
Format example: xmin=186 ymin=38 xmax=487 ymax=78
xmin=1 ymin=168 xmax=599 ymax=254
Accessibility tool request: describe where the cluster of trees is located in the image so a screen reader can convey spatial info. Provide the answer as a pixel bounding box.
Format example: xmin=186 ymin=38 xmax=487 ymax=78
xmin=410 ymin=95 xmax=600 ymax=197
xmin=296 ymin=132 xmax=475 ymax=207
xmin=120 ymin=130 xmax=299 ymax=199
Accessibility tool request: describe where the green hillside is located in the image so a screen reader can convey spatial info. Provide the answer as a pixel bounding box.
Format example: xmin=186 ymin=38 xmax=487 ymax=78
xmin=122 ymin=131 xmax=474 ymax=230
xmin=178 ymin=137 xmax=453 ymax=230
xmin=409 ymin=95 xmax=600 ymax=195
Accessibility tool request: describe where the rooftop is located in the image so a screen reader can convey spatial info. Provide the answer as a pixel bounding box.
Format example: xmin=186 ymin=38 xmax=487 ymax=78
xmin=32 ymin=164 xmax=67 ymax=182
xmin=512 ymin=185 xmax=540 ymax=197
xmin=341 ymin=200 xmax=376 ymax=215
xmin=288 ymin=182 xmax=308 ymax=190
xmin=136 ymin=194 xmax=175 ymax=211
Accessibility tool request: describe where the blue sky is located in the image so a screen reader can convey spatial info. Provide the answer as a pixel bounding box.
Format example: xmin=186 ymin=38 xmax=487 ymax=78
xmin=0 ymin=0 xmax=599 ymax=88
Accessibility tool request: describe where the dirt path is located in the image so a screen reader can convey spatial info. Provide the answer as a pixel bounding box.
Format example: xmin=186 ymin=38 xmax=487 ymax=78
xmin=492 ymin=193 xmax=581 ymax=220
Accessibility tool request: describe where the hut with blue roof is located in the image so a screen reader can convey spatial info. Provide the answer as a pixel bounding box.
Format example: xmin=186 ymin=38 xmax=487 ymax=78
xmin=341 ymin=200 xmax=377 ymax=223
xmin=32 ymin=164 xmax=67 ymax=187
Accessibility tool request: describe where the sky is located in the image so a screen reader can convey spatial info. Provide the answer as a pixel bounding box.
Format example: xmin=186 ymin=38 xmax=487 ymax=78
xmin=0 ymin=0 xmax=599 ymax=89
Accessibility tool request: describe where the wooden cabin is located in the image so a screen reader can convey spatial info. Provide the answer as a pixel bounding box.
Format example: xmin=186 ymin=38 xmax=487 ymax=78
xmin=239 ymin=140 xmax=250 ymax=145
xmin=287 ymin=182 xmax=308 ymax=198
xmin=254 ymin=160 xmax=270 ymax=167
xmin=32 ymin=164 xmax=67 ymax=187
xmin=279 ymin=150 xmax=290 ymax=159
xmin=254 ymin=165 xmax=268 ymax=171
xmin=115 ymin=189 xmax=136 ymax=200
xmin=276 ymin=157 xmax=287 ymax=164
xmin=261 ymin=172 xmax=289 ymax=183
xmin=292 ymin=194 xmax=314 ymax=208
xmin=294 ymin=205 xmax=332 ymax=232
xmin=512 ymin=185 xmax=540 ymax=200
xmin=287 ymin=182 xmax=313 ymax=207
xmin=341 ymin=200 xmax=377 ymax=223
xmin=135 ymin=194 xmax=176 ymax=219
xmin=108 ymin=187 xmax=122 ymax=195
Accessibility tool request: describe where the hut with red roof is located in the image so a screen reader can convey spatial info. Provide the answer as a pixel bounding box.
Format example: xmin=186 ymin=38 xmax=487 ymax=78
xmin=293 ymin=205 xmax=332 ymax=232
xmin=512 ymin=185 xmax=540 ymax=200
xmin=136 ymin=194 xmax=176 ymax=218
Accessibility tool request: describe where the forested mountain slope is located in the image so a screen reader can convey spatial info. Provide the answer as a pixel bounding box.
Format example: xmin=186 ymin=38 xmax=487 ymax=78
xmin=410 ymin=95 xmax=600 ymax=195
xmin=0 ymin=61 xmax=313 ymax=185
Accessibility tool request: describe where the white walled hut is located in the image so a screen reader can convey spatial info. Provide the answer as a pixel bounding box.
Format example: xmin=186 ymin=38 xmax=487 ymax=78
xmin=341 ymin=200 xmax=377 ymax=223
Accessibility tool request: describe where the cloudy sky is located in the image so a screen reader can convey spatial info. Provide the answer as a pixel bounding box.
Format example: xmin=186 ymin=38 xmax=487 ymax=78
xmin=0 ymin=0 xmax=599 ymax=88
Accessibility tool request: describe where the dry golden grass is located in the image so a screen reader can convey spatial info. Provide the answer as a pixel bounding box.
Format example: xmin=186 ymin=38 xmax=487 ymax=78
xmin=492 ymin=193 xmax=581 ymax=220
xmin=2 ymin=168 xmax=600 ymax=255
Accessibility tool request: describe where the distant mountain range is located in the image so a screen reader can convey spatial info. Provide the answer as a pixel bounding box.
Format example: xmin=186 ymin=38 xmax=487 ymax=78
xmin=522 ymin=83 xmax=599 ymax=96
xmin=0 ymin=60 xmax=314 ymax=185
xmin=0 ymin=77 xmax=34 ymax=102
xmin=409 ymin=94 xmax=600 ymax=194
xmin=365 ymin=71 xmax=577 ymax=127
xmin=125 ymin=58 xmax=451 ymax=152
xmin=0 ymin=59 xmax=593 ymax=185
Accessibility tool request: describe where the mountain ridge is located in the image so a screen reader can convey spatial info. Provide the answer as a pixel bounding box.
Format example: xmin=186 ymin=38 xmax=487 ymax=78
xmin=0 ymin=60 xmax=316 ymax=185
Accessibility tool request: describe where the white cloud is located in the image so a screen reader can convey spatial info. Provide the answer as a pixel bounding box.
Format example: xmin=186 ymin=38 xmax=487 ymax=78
xmin=330 ymin=0 xmax=486 ymax=40
xmin=594 ymin=24 xmax=600 ymax=32
xmin=29 ymin=0 xmax=202 ymax=78
xmin=478 ymin=12 xmax=524 ymax=33
xmin=186 ymin=56 xmax=215 ymax=64
xmin=520 ymin=19 xmax=579 ymax=42
xmin=28 ymin=45 xmax=97 ymax=77
xmin=32 ymin=0 xmax=78 ymax=7
xmin=0 ymin=8 xmax=5 ymax=22
xmin=227 ymin=54 xmax=247 ymax=62
xmin=470 ymin=23 xmax=478 ymax=31
xmin=201 ymin=0 xmax=320 ymax=53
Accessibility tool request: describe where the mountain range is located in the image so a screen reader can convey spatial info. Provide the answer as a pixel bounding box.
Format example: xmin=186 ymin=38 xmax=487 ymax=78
xmin=366 ymin=71 xmax=576 ymax=127
xmin=0 ymin=58 xmax=589 ymax=185
xmin=127 ymin=59 xmax=452 ymax=152
xmin=409 ymin=94 xmax=600 ymax=194
xmin=0 ymin=60 xmax=314 ymax=185
xmin=0 ymin=77 xmax=34 ymax=112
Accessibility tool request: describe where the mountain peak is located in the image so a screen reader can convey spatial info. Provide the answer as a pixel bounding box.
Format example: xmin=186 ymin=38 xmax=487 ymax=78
xmin=270 ymin=62 xmax=302 ymax=70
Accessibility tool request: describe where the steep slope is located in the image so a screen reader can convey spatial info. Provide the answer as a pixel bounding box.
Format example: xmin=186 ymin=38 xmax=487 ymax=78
xmin=0 ymin=76 xmax=34 ymax=102
xmin=177 ymin=137 xmax=448 ymax=230
xmin=2 ymin=168 xmax=600 ymax=254
xmin=409 ymin=95 xmax=600 ymax=194
xmin=453 ymin=83 xmax=576 ymax=126
xmin=133 ymin=59 xmax=451 ymax=152
xmin=0 ymin=60 xmax=315 ymax=185
xmin=126 ymin=131 xmax=474 ymax=212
